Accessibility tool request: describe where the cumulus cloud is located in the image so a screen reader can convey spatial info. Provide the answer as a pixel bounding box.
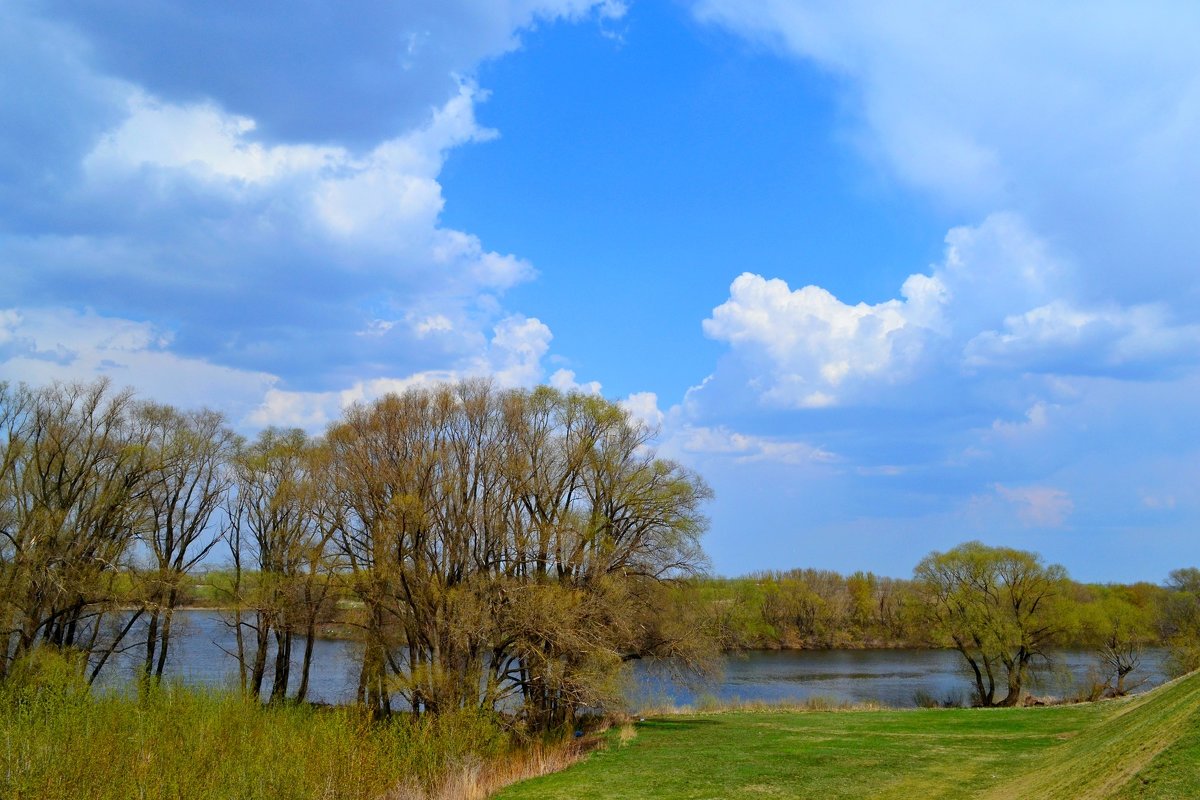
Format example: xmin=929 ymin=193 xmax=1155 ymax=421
xmin=620 ymin=391 xmax=666 ymax=430
xmin=700 ymin=214 xmax=1200 ymax=411
xmin=0 ymin=3 xmax=633 ymax=394
xmin=703 ymin=269 xmax=945 ymax=407
xmin=965 ymin=301 xmax=1200 ymax=376
xmin=243 ymin=313 xmax=571 ymax=430
xmin=549 ymin=369 xmax=603 ymax=396
xmin=40 ymin=0 xmax=629 ymax=146
xmin=0 ymin=1 xmax=620 ymax=432
xmin=2 ymin=82 xmax=531 ymax=386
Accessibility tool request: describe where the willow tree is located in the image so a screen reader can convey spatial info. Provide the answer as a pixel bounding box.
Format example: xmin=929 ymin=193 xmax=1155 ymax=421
xmin=227 ymin=428 xmax=336 ymax=702
xmin=497 ymin=388 xmax=711 ymax=728
xmin=137 ymin=403 xmax=238 ymax=683
xmin=0 ymin=380 xmax=153 ymax=683
xmin=914 ymin=542 xmax=1070 ymax=706
xmin=324 ymin=381 xmax=711 ymax=727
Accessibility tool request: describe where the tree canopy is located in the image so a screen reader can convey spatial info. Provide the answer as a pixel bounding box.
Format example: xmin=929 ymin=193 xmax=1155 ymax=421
xmin=914 ymin=541 xmax=1070 ymax=706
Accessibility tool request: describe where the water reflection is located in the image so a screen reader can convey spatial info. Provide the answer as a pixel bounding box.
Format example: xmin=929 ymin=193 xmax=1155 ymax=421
xmin=97 ymin=609 xmax=361 ymax=704
xmin=632 ymin=647 xmax=1170 ymax=708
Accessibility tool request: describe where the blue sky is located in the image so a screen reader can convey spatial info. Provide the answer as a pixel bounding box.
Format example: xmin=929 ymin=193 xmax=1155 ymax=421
xmin=4 ymin=1 xmax=1199 ymax=582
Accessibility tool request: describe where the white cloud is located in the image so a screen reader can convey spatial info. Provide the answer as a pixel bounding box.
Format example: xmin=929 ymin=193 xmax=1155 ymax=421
xmin=246 ymin=313 xmax=562 ymax=429
xmin=0 ymin=304 xmax=579 ymax=433
xmin=4 ymin=4 xmax=640 ymax=393
xmin=702 ymin=270 xmax=944 ymax=407
xmin=700 ymin=214 xmax=1200 ymax=410
xmin=989 ymin=402 xmax=1052 ymax=438
xmin=481 ymin=315 xmax=553 ymax=387
xmin=0 ymin=307 xmax=276 ymax=420
xmin=994 ymin=483 xmax=1074 ymax=528
xmin=620 ymin=391 xmax=665 ymax=429
xmin=676 ymin=425 xmax=837 ymax=466
xmin=85 ymin=92 xmax=343 ymax=183
xmin=965 ymin=301 xmax=1200 ymax=374
xmin=690 ymin=1 xmax=1200 ymax=303
xmin=411 ymin=314 xmax=455 ymax=337
xmin=549 ymin=368 xmax=602 ymax=395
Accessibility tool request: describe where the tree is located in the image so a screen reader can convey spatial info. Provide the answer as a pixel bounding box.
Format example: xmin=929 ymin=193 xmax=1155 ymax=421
xmin=0 ymin=380 xmax=153 ymax=683
xmin=323 ymin=381 xmax=712 ymax=728
xmin=137 ymin=403 xmax=238 ymax=684
xmin=914 ymin=542 xmax=1070 ymax=706
xmin=227 ymin=428 xmax=335 ymax=702
xmin=1163 ymin=567 xmax=1200 ymax=676
xmin=1081 ymin=589 xmax=1156 ymax=696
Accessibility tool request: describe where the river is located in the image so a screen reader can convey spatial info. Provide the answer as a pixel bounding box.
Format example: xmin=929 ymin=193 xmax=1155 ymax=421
xmin=98 ymin=610 xmax=1171 ymax=709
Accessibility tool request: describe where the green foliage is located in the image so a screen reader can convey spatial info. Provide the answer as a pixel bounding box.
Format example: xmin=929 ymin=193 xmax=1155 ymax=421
xmin=2 ymin=648 xmax=90 ymax=703
xmin=913 ymin=541 xmax=1072 ymax=706
xmin=1163 ymin=568 xmax=1200 ymax=677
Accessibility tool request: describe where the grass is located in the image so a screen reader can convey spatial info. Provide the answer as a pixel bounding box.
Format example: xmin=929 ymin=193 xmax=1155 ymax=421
xmin=0 ymin=685 xmax=505 ymax=800
xmin=496 ymin=672 xmax=1200 ymax=800
xmin=3 ymin=651 xmax=1195 ymax=799
xmin=0 ymin=663 xmax=588 ymax=800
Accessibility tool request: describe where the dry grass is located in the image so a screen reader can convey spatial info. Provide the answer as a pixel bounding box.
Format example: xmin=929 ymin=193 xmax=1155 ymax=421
xmin=383 ymin=737 xmax=594 ymax=800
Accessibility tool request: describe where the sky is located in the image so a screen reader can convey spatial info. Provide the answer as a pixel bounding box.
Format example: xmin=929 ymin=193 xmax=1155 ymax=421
xmin=4 ymin=1 xmax=1199 ymax=583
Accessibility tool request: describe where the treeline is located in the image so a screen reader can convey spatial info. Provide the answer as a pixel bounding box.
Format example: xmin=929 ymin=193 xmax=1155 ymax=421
xmin=704 ymin=546 xmax=1200 ymax=705
xmin=0 ymin=379 xmax=712 ymax=730
xmin=704 ymin=570 xmax=1174 ymax=652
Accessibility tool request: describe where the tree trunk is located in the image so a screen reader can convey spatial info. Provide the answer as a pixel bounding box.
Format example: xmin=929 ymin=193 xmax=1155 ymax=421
xmin=270 ymin=626 xmax=291 ymax=702
xmin=295 ymin=618 xmax=317 ymax=703
xmin=154 ymin=600 xmax=177 ymax=680
xmin=249 ymin=613 xmax=271 ymax=698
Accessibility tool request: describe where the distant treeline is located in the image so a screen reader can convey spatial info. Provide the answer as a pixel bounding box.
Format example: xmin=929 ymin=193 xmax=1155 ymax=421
xmin=699 ymin=570 xmax=1177 ymax=652
xmin=699 ymin=551 xmax=1200 ymax=705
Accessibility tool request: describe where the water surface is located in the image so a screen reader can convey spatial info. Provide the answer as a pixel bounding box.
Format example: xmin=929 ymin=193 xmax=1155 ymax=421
xmin=105 ymin=611 xmax=1170 ymax=709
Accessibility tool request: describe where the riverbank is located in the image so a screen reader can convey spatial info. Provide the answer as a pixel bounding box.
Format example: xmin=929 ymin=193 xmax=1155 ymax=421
xmin=497 ymin=670 xmax=1200 ymax=799
xmin=6 ymin=651 xmax=1192 ymax=799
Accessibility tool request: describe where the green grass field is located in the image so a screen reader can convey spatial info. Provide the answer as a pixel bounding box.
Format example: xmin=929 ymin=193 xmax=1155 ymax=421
xmin=497 ymin=673 xmax=1200 ymax=800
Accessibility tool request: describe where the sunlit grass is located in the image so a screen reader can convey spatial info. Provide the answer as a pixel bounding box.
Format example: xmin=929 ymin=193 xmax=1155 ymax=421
xmin=497 ymin=673 xmax=1200 ymax=800
xmin=0 ymin=678 xmax=520 ymax=800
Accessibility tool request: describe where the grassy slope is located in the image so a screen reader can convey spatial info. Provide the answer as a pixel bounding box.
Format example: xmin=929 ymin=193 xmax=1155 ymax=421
xmin=497 ymin=673 xmax=1200 ymax=800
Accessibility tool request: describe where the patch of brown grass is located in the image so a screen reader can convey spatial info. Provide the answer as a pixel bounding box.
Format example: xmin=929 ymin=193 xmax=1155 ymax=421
xmin=381 ymin=737 xmax=595 ymax=800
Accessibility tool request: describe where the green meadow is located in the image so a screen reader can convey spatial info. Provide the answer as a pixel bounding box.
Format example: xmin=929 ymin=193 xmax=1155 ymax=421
xmin=498 ymin=672 xmax=1200 ymax=800
xmin=3 ymin=669 xmax=1197 ymax=799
